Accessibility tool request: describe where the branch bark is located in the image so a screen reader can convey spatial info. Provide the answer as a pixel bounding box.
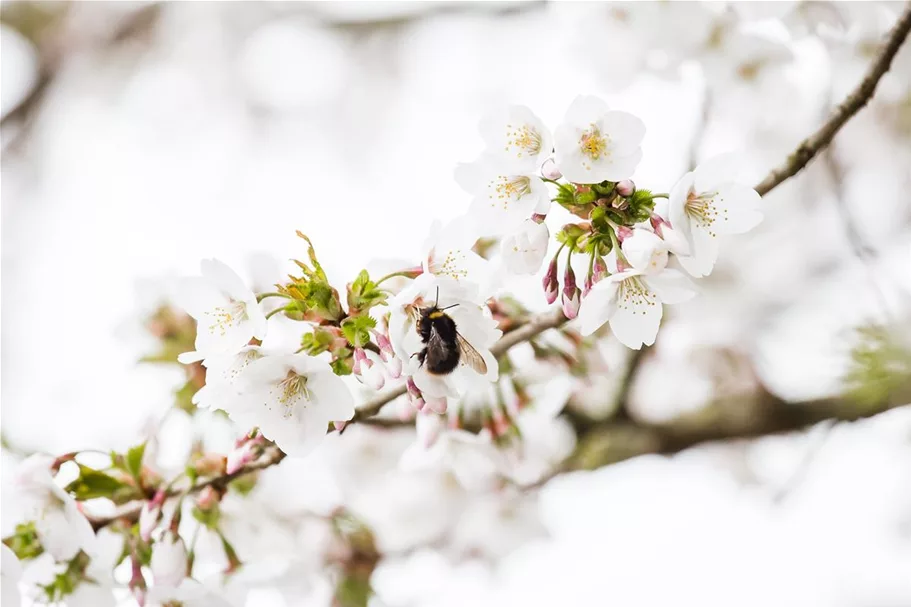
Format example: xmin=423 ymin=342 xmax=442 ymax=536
xmin=753 ymin=2 xmax=911 ymax=197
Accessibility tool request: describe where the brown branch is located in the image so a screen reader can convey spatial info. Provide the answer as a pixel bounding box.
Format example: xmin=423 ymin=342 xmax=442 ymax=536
xmin=753 ymin=2 xmax=911 ymax=196
xmin=89 ymin=447 xmax=286 ymax=531
xmin=566 ymin=392 xmax=908 ymax=473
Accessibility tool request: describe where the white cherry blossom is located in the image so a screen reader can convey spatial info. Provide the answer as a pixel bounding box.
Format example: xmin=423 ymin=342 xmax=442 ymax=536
xmin=621 ymin=228 xmax=669 ymax=274
xmin=578 ymin=239 xmax=697 ymax=349
xmin=668 ymin=154 xmax=763 ymax=277
xmin=193 ymin=345 xmax=264 ymax=410
xmin=15 ymin=455 xmax=96 ymax=561
xmin=400 ymin=418 xmax=502 ymax=490
xmin=388 ymin=274 xmax=501 ymax=399
xmin=151 ymin=531 xmax=188 ymax=588
xmin=175 ymin=259 xmax=267 ymax=361
xmin=478 ymin=105 xmax=553 ymax=173
xmin=500 ymin=220 xmax=550 ymax=275
xmin=421 ymin=216 xmax=493 ymax=296
xmin=553 ymin=95 xmax=645 ymax=184
xmin=1 ymin=543 xmax=22 ymax=607
xmin=456 ymin=155 xmax=550 ymax=235
xmin=229 ymin=354 xmax=355 ymax=456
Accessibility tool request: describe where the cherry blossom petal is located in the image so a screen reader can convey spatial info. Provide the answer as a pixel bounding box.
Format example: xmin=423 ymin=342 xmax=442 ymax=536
xmin=645 ymin=269 xmax=698 ymax=304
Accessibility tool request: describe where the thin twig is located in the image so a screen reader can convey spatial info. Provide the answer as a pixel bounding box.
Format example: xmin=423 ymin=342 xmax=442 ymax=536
xmin=753 ymin=2 xmax=911 ymax=196
xmin=89 ymin=447 xmax=286 ymax=531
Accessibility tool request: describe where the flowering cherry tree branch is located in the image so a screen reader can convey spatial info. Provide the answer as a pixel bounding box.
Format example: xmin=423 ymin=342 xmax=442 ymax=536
xmin=567 ymin=391 xmax=910 ymax=473
xmin=753 ymin=1 xmax=911 ymax=197
xmin=7 ymin=8 xmax=911 ymax=606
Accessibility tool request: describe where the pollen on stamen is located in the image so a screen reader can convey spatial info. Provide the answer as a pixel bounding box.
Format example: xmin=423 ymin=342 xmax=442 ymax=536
xmin=579 ymin=123 xmax=611 ymax=171
xmin=206 ymin=301 xmax=249 ymax=336
xmin=486 ymin=175 xmax=532 ymax=210
xmin=505 ymin=123 xmax=542 ymax=159
xmin=273 ymin=370 xmax=311 ymax=418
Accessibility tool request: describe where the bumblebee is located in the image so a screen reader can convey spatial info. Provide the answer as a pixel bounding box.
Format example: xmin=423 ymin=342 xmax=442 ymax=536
xmin=412 ymin=288 xmax=487 ymax=376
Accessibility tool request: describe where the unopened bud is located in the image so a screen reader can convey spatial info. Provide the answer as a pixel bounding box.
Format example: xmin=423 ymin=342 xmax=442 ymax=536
xmin=540 ymin=158 xmax=562 ymax=180
xmin=616 ymin=225 xmax=634 ymax=242
xmin=593 ymin=257 xmax=608 ymax=283
xmin=616 ymin=179 xmax=636 ymax=197
xmin=375 ymin=333 xmax=395 ymax=361
xmin=139 ymin=489 xmax=166 ymax=542
xmin=406 ymin=377 xmax=421 ymax=398
xmin=583 ymin=273 xmax=594 ymax=297
xmin=542 ymin=258 xmax=560 ymax=305
xmin=384 ymin=356 xmax=402 ymax=379
xmin=352 ymin=348 xmax=368 ymax=375
xmin=334 ymin=420 xmax=348 ymax=432
xmin=226 ymin=435 xmax=264 ymax=475
xmin=561 ymin=286 xmax=581 ymax=319
xmin=195 ymin=486 xmax=221 ymax=512
xmin=531 ymin=213 xmax=547 ymax=224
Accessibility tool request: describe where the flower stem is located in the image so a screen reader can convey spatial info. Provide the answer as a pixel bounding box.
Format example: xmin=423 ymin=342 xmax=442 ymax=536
xmin=375 ymin=270 xmax=419 ymax=286
xmin=256 ymin=292 xmax=291 ymax=302
xmin=650 ymin=193 xmax=669 ymax=199
xmin=265 ymin=305 xmax=292 ymax=320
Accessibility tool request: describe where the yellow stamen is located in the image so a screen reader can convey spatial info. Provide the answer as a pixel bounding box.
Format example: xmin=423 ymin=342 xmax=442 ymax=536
xmin=504 ymin=123 xmax=542 ymax=159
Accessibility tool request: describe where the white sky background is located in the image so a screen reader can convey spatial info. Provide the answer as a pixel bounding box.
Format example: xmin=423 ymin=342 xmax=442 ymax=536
xmin=2 ymin=1 xmax=911 ymax=606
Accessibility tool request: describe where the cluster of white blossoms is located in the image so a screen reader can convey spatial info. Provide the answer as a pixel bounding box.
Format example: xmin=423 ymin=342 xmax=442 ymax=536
xmin=173 ymin=259 xmax=355 ymax=457
xmin=166 ymin=94 xmax=762 ymax=458
xmin=1 ymin=94 xmax=764 ymax=607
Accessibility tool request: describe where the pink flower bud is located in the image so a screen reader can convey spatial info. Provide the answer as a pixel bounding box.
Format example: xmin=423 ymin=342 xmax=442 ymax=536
xmin=541 ymin=158 xmax=562 ymax=180
xmin=139 ymin=489 xmax=166 ymax=542
xmin=583 ymin=273 xmax=594 ymax=297
xmin=334 ymin=420 xmax=348 ymax=432
xmin=616 ymin=226 xmax=634 ymax=242
xmin=531 ymin=213 xmax=547 ymax=224
xmin=616 ymin=179 xmax=636 ymax=197
xmin=352 ymin=348 xmax=369 ymax=375
xmin=195 ymin=486 xmax=220 ymax=512
xmin=542 ymin=258 xmax=559 ymax=305
xmin=650 ymin=213 xmax=690 ymax=256
xmin=406 ymin=377 xmax=421 ymax=398
xmin=593 ymin=256 xmax=608 ymax=283
xmin=561 ymin=286 xmax=581 ymax=319
xmin=384 ymin=356 xmax=403 ymax=379
xmin=375 ymin=333 xmax=395 ymax=361
xmin=563 ymin=264 xmax=576 ymax=292
xmin=226 ymin=435 xmax=264 ymax=475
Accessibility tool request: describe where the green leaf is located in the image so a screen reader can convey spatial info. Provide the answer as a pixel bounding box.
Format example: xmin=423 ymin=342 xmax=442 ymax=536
xmin=125 ymin=443 xmax=146 ymax=479
xmin=331 ymin=356 xmax=353 ymax=376
xmin=295 ymin=231 xmax=328 ymax=282
xmin=347 ymin=270 xmax=388 ymax=315
xmin=65 ymin=464 xmax=131 ymax=501
xmin=341 ymin=316 xmax=376 ymax=349
xmin=3 ymin=521 xmax=44 ymax=560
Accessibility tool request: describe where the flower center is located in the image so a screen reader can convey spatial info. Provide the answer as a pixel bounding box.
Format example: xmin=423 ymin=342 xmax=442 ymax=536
xmin=274 ymin=370 xmax=311 ymax=418
xmin=505 ymin=123 xmax=542 ymax=159
xmin=579 ymin=124 xmax=610 ymax=171
xmin=431 ymin=248 xmax=469 ymax=281
xmin=684 ymin=189 xmax=726 ymax=237
xmin=617 ymin=276 xmax=657 ymax=313
xmin=486 ymin=175 xmax=531 ymax=209
xmin=206 ymin=301 xmax=248 ymax=336
xmin=221 ymin=349 xmax=262 ymax=382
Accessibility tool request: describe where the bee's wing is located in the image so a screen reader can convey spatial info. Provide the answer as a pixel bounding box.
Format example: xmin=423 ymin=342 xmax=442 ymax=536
xmin=408 ymin=305 xmax=422 ymax=326
xmin=455 ymin=332 xmax=488 ymax=375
